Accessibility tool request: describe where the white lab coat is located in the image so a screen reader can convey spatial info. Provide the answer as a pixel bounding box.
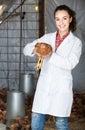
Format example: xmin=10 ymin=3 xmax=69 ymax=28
xmin=23 ymin=31 xmax=82 ymax=117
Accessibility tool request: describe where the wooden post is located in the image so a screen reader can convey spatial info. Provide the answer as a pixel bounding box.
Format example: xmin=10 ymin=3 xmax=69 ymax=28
xmin=38 ymin=0 xmax=45 ymax=37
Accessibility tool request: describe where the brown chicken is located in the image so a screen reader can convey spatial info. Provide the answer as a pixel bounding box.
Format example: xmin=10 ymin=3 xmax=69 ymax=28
xmin=34 ymin=42 xmax=52 ymax=70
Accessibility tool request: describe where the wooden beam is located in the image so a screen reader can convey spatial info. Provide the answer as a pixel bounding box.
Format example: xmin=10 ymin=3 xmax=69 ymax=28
xmin=38 ymin=0 xmax=45 ymax=37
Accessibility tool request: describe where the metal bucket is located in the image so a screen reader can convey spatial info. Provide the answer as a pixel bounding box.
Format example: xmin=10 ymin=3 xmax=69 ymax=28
xmin=6 ymin=90 xmax=25 ymax=120
xmin=20 ymin=73 xmax=36 ymax=97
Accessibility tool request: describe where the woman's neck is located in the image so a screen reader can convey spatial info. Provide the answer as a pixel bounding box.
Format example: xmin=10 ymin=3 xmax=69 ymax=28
xmin=58 ymin=30 xmax=69 ymax=39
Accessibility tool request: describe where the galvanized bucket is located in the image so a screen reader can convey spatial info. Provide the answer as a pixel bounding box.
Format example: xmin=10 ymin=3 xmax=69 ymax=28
xmin=20 ymin=73 xmax=36 ymax=97
xmin=6 ymin=90 xmax=25 ymax=120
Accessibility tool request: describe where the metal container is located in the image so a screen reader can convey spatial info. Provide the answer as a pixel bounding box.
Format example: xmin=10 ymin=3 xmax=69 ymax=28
xmin=20 ymin=73 xmax=36 ymax=97
xmin=6 ymin=90 xmax=25 ymax=120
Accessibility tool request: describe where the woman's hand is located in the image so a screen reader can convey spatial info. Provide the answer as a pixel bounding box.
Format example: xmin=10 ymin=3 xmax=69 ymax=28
xmin=32 ymin=47 xmax=41 ymax=57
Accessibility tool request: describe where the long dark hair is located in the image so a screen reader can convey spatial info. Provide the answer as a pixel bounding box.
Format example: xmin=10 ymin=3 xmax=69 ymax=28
xmin=54 ymin=5 xmax=76 ymax=32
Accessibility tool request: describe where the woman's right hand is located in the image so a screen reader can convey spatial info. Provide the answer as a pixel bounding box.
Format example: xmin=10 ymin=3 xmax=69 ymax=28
xmin=32 ymin=47 xmax=41 ymax=57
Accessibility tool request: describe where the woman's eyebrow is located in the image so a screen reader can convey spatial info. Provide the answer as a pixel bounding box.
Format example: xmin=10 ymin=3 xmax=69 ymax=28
xmin=55 ymin=16 xmax=68 ymax=18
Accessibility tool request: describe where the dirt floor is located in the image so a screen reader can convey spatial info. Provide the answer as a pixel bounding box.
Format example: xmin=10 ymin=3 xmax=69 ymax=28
xmin=0 ymin=88 xmax=85 ymax=130
xmin=44 ymin=117 xmax=85 ymax=130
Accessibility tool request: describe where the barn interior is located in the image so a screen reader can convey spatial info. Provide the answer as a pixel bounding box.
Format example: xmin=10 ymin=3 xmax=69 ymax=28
xmin=0 ymin=0 xmax=85 ymax=129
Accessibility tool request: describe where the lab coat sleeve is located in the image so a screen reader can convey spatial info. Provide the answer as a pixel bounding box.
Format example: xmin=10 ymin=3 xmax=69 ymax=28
xmin=23 ymin=34 xmax=50 ymax=57
xmin=23 ymin=40 xmax=37 ymax=57
xmin=49 ymin=40 xmax=82 ymax=70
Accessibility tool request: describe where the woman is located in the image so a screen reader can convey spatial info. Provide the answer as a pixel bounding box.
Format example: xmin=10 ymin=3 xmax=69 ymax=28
xmin=23 ymin=5 xmax=82 ymax=130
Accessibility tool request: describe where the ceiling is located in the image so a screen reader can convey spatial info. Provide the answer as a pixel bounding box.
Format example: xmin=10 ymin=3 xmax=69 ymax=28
xmin=0 ymin=0 xmax=17 ymax=19
xmin=0 ymin=0 xmax=25 ymax=23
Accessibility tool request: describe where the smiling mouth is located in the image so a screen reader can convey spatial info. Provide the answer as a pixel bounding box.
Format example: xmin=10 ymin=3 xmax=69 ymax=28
xmin=59 ymin=25 xmax=66 ymax=28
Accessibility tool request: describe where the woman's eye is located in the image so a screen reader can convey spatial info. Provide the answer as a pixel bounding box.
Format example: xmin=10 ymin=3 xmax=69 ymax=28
xmin=63 ymin=17 xmax=67 ymax=20
xmin=55 ymin=18 xmax=59 ymax=21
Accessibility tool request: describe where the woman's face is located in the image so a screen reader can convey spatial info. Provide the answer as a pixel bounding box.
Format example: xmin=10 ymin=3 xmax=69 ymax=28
xmin=54 ymin=10 xmax=72 ymax=34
